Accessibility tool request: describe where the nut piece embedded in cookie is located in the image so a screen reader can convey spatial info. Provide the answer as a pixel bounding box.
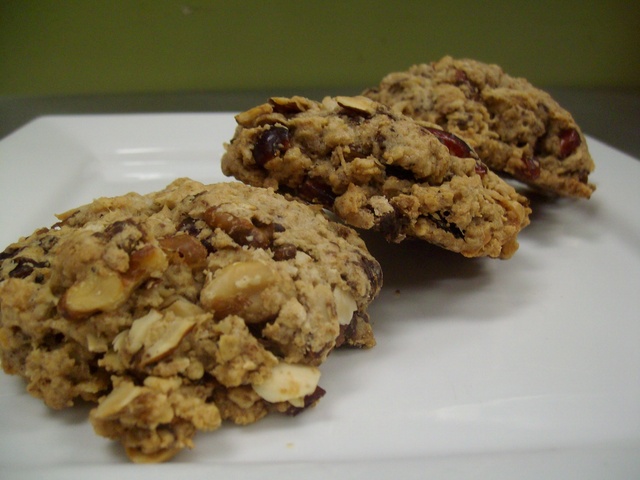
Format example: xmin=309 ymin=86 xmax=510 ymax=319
xmin=58 ymin=268 xmax=128 ymax=319
xmin=221 ymin=95 xmax=531 ymax=258
xmin=200 ymin=260 xmax=284 ymax=322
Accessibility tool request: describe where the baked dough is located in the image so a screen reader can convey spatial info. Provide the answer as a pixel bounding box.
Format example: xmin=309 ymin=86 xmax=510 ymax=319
xmin=221 ymin=95 xmax=530 ymax=259
xmin=364 ymin=56 xmax=595 ymax=198
xmin=0 ymin=178 xmax=382 ymax=462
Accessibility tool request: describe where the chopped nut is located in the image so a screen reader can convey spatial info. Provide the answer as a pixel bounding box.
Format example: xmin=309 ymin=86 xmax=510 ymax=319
xmin=123 ymin=245 xmax=168 ymax=284
xmin=159 ymin=234 xmax=208 ymax=270
xmin=58 ymin=269 xmax=128 ymax=320
xmin=333 ymin=287 xmax=357 ymax=326
xmin=200 ymin=260 xmax=278 ymax=321
xmin=252 ymin=362 xmax=321 ymax=404
xmin=58 ymin=245 xmax=168 ymax=320
xmin=203 ymin=208 xmax=273 ymax=249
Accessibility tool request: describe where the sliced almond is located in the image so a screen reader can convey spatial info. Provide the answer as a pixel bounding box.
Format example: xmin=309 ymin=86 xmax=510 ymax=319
xmin=235 ymin=104 xmax=273 ymax=127
xmin=125 ymin=446 xmax=182 ymax=465
xmin=139 ymin=316 xmax=196 ymax=366
xmin=270 ymin=96 xmax=314 ymax=113
xmin=252 ymin=362 xmax=321 ymax=404
xmin=336 ymin=96 xmax=377 ymax=115
xmin=92 ymin=380 xmax=143 ymax=419
xmin=127 ymin=309 xmax=163 ymax=353
xmin=333 ymin=286 xmax=357 ymax=326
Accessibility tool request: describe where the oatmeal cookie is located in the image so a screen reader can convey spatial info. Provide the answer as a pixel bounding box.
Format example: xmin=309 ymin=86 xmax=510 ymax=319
xmin=0 ymin=178 xmax=382 ymax=462
xmin=221 ymin=95 xmax=530 ymax=259
xmin=364 ymin=56 xmax=596 ymax=198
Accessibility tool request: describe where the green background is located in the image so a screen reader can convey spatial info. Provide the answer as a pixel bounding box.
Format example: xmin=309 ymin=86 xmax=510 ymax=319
xmin=1 ymin=0 xmax=639 ymax=97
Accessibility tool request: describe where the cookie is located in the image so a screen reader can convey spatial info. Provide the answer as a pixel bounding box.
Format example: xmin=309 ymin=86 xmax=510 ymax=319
xmin=0 ymin=178 xmax=382 ymax=462
xmin=363 ymin=56 xmax=596 ymax=198
xmin=221 ymin=95 xmax=530 ymax=259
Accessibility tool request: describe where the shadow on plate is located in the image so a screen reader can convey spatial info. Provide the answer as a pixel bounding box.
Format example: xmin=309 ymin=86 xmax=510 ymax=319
xmin=357 ymin=229 xmax=488 ymax=291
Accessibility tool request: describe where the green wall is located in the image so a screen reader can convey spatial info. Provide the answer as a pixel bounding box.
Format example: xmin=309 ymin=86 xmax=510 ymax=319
xmin=1 ymin=0 xmax=639 ymax=97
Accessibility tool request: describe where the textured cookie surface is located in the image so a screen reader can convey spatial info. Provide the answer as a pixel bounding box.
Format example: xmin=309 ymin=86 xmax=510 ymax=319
xmin=364 ymin=56 xmax=595 ymax=198
xmin=221 ymin=95 xmax=530 ymax=259
xmin=0 ymin=178 xmax=381 ymax=462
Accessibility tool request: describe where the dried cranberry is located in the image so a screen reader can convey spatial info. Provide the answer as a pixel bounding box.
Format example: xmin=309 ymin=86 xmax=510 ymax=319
xmin=379 ymin=206 xmax=408 ymax=243
xmin=253 ymin=126 xmax=291 ymax=166
xmin=453 ymin=69 xmax=480 ymax=99
xmin=386 ymin=164 xmax=415 ymax=181
xmin=577 ymin=169 xmax=590 ymax=184
xmin=474 ymin=161 xmax=488 ymax=177
xmin=0 ymin=246 xmax=23 ymax=262
xmin=519 ymin=155 xmax=541 ymax=180
xmin=427 ymin=213 xmax=464 ymax=239
xmin=359 ymin=255 xmax=383 ymax=297
xmin=283 ymin=386 xmax=327 ymax=416
xmin=38 ymin=235 xmax=58 ymax=254
xmin=102 ymin=219 xmax=138 ymax=240
xmin=297 ymin=178 xmax=336 ymax=206
xmin=559 ymin=128 xmax=581 ymax=159
xmin=454 ymin=69 xmax=469 ymax=85
xmin=8 ymin=257 xmax=48 ymax=279
xmin=423 ymin=126 xmax=474 ymax=158
xmin=178 ymin=216 xmax=201 ymax=236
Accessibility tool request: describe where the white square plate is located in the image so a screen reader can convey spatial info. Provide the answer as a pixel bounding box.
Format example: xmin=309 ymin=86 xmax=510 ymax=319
xmin=1 ymin=114 xmax=639 ymax=479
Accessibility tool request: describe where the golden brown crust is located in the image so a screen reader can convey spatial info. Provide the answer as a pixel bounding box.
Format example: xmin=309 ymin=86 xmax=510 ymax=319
xmin=0 ymin=178 xmax=382 ymax=462
xmin=221 ymin=95 xmax=530 ymax=259
xmin=364 ymin=56 xmax=596 ymax=198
